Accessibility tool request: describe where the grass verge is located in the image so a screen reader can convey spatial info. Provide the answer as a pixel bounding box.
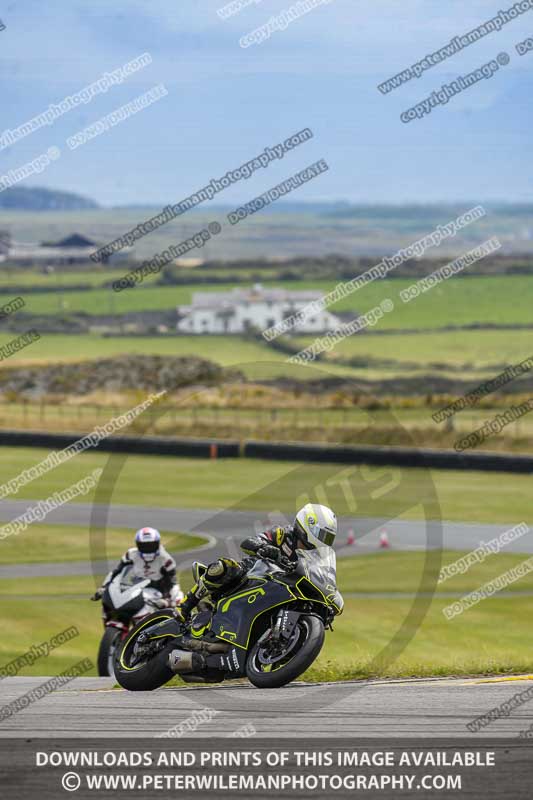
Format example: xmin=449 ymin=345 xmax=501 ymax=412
xmin=0 ymin=449 xmax=531 ymax=525
xmin=2 ymin=551 xmax=533 ymax=680
xmin=0 ymin=524 xmax=206 ymax=564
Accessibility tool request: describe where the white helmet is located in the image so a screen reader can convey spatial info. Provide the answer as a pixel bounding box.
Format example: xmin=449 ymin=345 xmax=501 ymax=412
xmin=135 ymin=527 xmax=161 ymax=562
xmin=294 ymin=504 xmax=337 ymax=549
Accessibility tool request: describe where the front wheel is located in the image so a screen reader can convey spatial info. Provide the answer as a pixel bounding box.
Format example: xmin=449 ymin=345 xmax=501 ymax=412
xmin=246 ymin=614 xmax=325 ymax=689
xmin=97 ymin=627 xmax=123 ymax=677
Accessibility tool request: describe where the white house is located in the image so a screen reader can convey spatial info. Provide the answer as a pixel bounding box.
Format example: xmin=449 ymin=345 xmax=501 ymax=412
xmin=176 ymin=285 xmax=343 ymax=335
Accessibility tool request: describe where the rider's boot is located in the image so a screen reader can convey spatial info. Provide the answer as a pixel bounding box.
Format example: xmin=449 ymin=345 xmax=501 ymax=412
xmin=184 ymin=605 xmax=230 ymax=653
xmin=183 ymin=633 xmax=230 ymax=654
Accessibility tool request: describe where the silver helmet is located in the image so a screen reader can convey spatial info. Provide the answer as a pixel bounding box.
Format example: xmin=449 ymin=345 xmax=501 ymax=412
xmin=294 ymin=504 xmax=337 ymax=549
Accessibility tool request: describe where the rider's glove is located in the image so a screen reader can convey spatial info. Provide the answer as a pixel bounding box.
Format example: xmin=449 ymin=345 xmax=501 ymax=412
xmin=258 ymin=545 xmax=281 ymax=562
xmin=175 ymin=605 xmax=189 ymax=624
xmin=178 ymin=592 xmax=198 ymax=620
xmin=90 ymin=588 xmax=103 ymax=601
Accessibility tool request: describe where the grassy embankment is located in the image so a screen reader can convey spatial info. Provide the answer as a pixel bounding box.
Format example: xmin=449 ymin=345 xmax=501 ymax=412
xmin=7 ymin=275 xmax=533 ymax=329
xmin=0 ymin=453 xmax=532 ymax=680
xmin=2 ymin=551 xmax=533 ymax=681
xmin=0 ymin=271 xmax=531 ymax=446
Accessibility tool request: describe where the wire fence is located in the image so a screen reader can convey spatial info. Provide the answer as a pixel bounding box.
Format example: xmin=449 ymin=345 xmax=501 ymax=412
xmin=0 ymin=402 xmax=369 ymax=430
xmin=0 ymin=401 xmax=530 ymax=441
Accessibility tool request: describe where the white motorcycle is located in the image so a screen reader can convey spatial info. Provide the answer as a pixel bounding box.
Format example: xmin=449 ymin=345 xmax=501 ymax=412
xmin=94 ymin=565 xmax=183 ymax=678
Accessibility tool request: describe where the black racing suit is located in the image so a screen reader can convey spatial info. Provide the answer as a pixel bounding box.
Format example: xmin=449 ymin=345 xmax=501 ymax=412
xmin=241 ymin=524 xmax=300 ymax=563
xmin=180 ymin=526 xmax=296 ymax=640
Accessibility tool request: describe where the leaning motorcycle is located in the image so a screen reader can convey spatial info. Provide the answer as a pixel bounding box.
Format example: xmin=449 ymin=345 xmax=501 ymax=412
xmin=114 ymin=547 xmax=343 ymax=690
xmin=95 ymin=565 xmax=183 ymax=678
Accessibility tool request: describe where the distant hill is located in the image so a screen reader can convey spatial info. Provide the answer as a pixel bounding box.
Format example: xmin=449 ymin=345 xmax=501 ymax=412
xmin=0 ymin=186 xmax=99 ymax=210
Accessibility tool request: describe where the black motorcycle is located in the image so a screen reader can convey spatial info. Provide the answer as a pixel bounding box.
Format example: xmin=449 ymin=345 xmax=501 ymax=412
xmin=114 ymin=547 xmax=343 ymax=690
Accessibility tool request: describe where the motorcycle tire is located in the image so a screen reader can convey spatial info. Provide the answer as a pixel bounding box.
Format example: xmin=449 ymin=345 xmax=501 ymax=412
xmin=114 ymin=611 xmax=179 ymax=691
xmin=246 ymin=614 xmax=325 ymax=689
xmin=97 ymin=627 xmax=123 ymax=677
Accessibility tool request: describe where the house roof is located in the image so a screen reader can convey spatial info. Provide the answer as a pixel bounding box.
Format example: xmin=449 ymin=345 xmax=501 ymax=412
xmin=185 ymin=286 xmax=324 ymax=310
xmin=42 ymin=233 xmax=98 ymax=248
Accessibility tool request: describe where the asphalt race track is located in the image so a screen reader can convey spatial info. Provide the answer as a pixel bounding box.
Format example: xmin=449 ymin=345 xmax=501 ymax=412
xmin=2 ymin=501 xmax=533 ymax=740
xmin=1 ymin=674 xmax=533 ymax=738
xmin=1 ymin=500 xmax=532 ymax=579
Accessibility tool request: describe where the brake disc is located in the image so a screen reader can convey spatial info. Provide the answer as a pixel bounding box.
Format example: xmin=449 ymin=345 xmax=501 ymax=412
xmin=258 ymin=627 xmax=300 ymax=665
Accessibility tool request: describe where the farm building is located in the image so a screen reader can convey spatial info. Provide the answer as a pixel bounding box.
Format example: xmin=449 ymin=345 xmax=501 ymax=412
xmin=0 ymin=232 xmax=131 ymax=265
xmin=176 ymin=285 xmax=343 ymax=335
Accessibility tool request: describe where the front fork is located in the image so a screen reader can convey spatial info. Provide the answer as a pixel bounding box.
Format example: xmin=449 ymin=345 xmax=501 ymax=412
xmin=272 ymin=609 xmax=303 ymax=644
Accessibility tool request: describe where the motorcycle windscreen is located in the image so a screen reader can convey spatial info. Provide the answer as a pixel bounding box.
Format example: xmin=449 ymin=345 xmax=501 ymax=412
xmin=106 ymin=565 xmax=151 ymax=616
xmin=299 ymin=546 xmax=336 ymax=585
xmin=119 ymin=565 xmax=149 ymax=590
xmin=297 ymin=547 xmax=344 ymax=614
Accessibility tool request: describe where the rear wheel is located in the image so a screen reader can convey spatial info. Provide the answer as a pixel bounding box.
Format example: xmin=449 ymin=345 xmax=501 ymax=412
xmin=246 ymin=614 xmax=324 ymax=689
xmin=97 ymin=627 xmax=123 ymax=677
xmin=114 ymin=611 xmax=181 ymax=691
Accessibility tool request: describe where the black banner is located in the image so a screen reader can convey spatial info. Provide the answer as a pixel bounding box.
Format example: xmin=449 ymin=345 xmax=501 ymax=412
xmin=1 ymin=738 xmax=532 ymax=799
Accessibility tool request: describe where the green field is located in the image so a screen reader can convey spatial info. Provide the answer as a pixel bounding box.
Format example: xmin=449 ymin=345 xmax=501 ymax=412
xmin=7 ymin=275 xmax=533 ymax=329
xmin=294 ymin=328 xmax=533 ymax=371
xmin=2 ymin=551 xmax=533 ymax=680
xmin=2 ymin=266 xmax=531 ymax=389
xmin=310 ymin=595 xmax=533 ymax=681
xmin=0 ymin=523 xmax=205 ymax=564
xmin=0 ymin=449 xmax=530 ymax=525
xmin=0 ymin=327 xmax=530 ymax=385
xmin=0 ymin=332 xmax=284 ymax=367
xmin=311 ymin=550 xmax=533 ymax=680
xmin=0 ymin=267 xmax=280 ymax=289
xmin=333 ymin=274 xmax=533 ymax=328
xmin=0 ymin=333 xmax=373 ymax=381
xmin=0 ymin=268 xmax=126 ymax=288
xmin=0 ymin=332 xmax=320 ymax=382
xmin=337 ymin=550 xmax=533 ymax=594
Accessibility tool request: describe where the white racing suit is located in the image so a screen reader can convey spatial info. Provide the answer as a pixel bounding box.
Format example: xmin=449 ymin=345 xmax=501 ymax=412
xmin=104 ymin=546 xmax=180 ymax=600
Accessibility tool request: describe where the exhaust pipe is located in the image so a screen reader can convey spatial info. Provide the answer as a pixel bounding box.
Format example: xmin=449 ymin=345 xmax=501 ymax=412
xmin=168 ymin=649 xmax=204 ymax=674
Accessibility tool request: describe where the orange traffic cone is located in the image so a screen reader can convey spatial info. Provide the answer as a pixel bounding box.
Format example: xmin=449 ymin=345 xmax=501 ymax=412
xmin=379 ymin=531 xmax=390 ymax=549
xmin=346 ymin=529 xmax=355 ymax=545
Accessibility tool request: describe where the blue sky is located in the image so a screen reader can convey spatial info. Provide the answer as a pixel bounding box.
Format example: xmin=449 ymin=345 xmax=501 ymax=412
xmin=1 ymin=0 xmax=531 ymax=205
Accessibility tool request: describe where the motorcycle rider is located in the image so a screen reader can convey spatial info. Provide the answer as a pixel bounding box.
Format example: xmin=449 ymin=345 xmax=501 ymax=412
xmin=241 ymin=502 xmax=337 ymax=562
xmin=177 ymin=504 xmax=337 ymax=643
xmin=91 ymin=527 xmax=180 ymax=611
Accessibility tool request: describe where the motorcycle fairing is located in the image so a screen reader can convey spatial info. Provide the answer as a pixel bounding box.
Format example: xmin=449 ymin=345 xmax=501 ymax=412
xmin=108 ymin=576 xmax=151 ymax=609
xmin=102 ymin=587 xmax=147 ymax=622
xmin=294 ymin=575 xmax=344 ymax=614
xmin=211 ymin=577 xmax=297 ymax=650
xmin=103 ymin=566 xmax=153 ymax=622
